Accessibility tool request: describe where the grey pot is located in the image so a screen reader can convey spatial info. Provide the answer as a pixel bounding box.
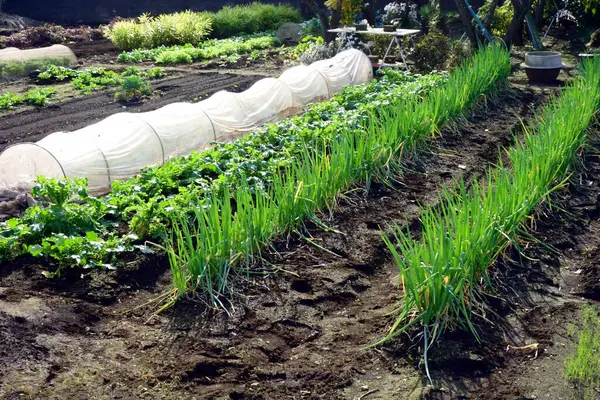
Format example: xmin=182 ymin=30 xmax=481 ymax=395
xmin=520 ymin=51 xmax=565 ymax=82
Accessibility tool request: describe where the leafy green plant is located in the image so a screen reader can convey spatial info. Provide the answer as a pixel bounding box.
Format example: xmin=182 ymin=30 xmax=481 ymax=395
xmin=118 ymin=34 xmax=281 ymax=64
xmin=478 ymin=0 xmax=513 ymax=37
xmin=300 ymin=18 xmax=323 ymax=37
xmin=145 ymin=66 xmax=166 ymax=78
xmin=25 ymin=87 xmax=55 ymax=106
xmin=72 ymin=68 xmax=123 ymax=94
xmin=37 ymin=65 xmax=165 ymax=95
xmin=288 ymin=35 xmax=324 ymax=60
xmin=0 ymin=92 xmax=25 ymax=109
xmin=28 ymin=232 xmax=139 ymax=275
xmin=155 ymin=49 xmax=193 ymax=64
xmin=0 ymin=87 xmax=56 ymax=109
xmin=37 ymin=64 xmax=79 ymax=82
xmin=114 ymin=76 xmax=153 ymax=103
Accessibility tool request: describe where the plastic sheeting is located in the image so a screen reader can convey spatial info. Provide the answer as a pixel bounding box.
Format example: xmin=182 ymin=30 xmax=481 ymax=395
xmin=0 ymin=49 xmax=372 ymax=194
xmin=0 ymin=44 xmax=77 ymax=78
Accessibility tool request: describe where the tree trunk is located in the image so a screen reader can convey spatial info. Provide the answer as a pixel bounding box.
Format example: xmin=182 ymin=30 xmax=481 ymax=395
xmin=483 ymin=0 xmax=504 ymax=30
xmin=330 ymin=0 xmax=342 ymax=30
xmin=438 ymin=0 xmax=449 ymax=32
xmin=454 ymin=0 xmax=480 ymax=47
xmin=503 ymin=0 xmax=534 ymax=48
xmin=301 ymin=0 xmax=333 ymax=41
xmin=364 ymin=1 xmax=377 ymax=26
xmin=534 ymin=0 xmax=546 ymax=27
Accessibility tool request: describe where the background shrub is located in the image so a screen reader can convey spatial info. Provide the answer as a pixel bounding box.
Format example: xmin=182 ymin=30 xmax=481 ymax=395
xmin=210 ymin=3 xmax=302 ymax=38
xmin=104 ymin=3 xmax=299 ymax=49
xmin=412 ymin=30 xmax=450 ymax=72
xmin=103 ymin=11 xmax=212 ymax=50
xmin=447 ymin=40 xmax=473 ymax=70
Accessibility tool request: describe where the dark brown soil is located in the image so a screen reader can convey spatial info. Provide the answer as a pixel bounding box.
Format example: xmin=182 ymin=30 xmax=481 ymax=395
xmin=3 ymin=83 xmax=584 ymax=400
xmin=0 ymin=72 xmax=265 ymax=152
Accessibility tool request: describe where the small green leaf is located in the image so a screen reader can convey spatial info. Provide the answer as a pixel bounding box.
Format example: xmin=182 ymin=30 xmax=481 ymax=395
xmin=85 ymin=231 xmax=100 ymax=241
xmin=29 ymin=245 xmax=44 ymax=257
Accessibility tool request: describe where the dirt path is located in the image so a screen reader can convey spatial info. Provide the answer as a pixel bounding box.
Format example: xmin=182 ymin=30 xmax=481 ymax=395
xmin=0 ymin=72 xmax=265 ymax=152
xmin=0 ymin=85 xmax=557 ymax=399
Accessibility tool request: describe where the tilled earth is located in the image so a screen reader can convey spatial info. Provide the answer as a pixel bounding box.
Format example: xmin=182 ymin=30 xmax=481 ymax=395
xmin=0 ymin=72 xmax=266 ymax=152
xmin=4 ymin=83 xmax=595 ymax=400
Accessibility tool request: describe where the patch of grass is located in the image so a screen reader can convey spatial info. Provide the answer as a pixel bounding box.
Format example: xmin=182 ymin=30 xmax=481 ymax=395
xmin=565 ymin=304 xmax=600 ymax=400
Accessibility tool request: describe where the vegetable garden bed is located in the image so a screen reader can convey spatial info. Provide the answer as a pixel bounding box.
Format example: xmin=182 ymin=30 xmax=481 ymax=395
xmin=2 ymin=47 xmax=600 ymax=400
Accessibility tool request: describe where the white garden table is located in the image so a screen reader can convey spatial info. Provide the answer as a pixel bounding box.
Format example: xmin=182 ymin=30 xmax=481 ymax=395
xmin=327 ymin=27 xmax=420 ymax=70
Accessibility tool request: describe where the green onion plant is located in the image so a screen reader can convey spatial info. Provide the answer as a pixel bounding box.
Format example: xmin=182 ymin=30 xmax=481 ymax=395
xmin=166 ymin=45 xmax=511 ymax=308
xmin=381 ymin=58 xmax=600 ymax=382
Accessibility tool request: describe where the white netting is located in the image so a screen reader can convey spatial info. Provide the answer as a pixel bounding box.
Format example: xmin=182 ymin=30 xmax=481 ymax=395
xmin=0 ymin=44 xmax=77 ymax=78
xmin=0 ymin=49 xmax=373 ymax=194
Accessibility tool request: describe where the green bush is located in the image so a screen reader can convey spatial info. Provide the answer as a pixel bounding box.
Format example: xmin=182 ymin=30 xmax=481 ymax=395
xmin=103 ymin=11 xmax=213 ymax=50
xmin=447 ymin=40 xmax=473 ymax=70
xmin=103 ymin=3 xmax=300 ymax=49
xmin=207 ymin=3 xmax=301 ymax=39
xmin=412 ymin=30 xmax=451 ymax=73
xmin=478 ymin=0 xmax=513 ymax=37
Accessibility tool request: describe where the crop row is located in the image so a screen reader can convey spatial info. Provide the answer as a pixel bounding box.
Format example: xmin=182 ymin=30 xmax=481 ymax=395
xmin=117 ymin=34 xmax=281 ymax=64
xmin=0 ymin=87 xmax=56 ymax=109
xmin=0 ymin=66 xmax=166 ymax=111
xmin=166 ymin=45 xmax=511 ymax=305
xmin=0 ymin=69 xmax=447 ymax=273
xmin=380 ymin=57 xmax=600 ymax=380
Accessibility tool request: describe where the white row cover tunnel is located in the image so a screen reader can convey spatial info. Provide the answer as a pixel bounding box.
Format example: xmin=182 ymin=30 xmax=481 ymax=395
xmin=0 ymin=44 xmax=77 ymax=78
xmin=0 ymin=49 xmax=372 ymax=194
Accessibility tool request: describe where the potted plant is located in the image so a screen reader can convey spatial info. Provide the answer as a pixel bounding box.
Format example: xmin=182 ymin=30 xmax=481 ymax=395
xmin=382 ymin=2 xmax=420 ymax=31
xmin=382 ymin=3 xmax=399 ymax=31
xmin=354 ymin=19 xmax=368 ymax=31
